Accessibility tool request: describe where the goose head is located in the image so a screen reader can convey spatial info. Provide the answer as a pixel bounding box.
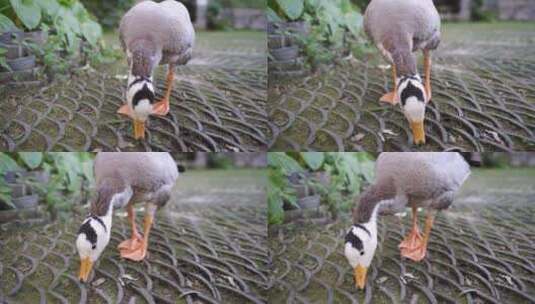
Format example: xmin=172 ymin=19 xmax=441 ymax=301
xmin=76 ymin=210 xmax=112 ymax=282
xmin=396 ymin=75 xmax=428 ymax=145
xmin=126 ymin=74 xmax=155 ymax=122
xmin=76 ymin=185 xmax=131 ymax=282
xmin=344 ymin=221 xmax=378 ymax=289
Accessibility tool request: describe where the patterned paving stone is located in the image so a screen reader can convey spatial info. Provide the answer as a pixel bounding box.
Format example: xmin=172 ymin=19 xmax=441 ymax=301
xmin=268 ymin=168 xmax=535 ymax=303
xmin=0 ymin=32 xmax=268 ymax=151
xmin=268 ymin=23 xmax=535 ymax=151
xmin=0 ymin=170 xmax=268 ymax=303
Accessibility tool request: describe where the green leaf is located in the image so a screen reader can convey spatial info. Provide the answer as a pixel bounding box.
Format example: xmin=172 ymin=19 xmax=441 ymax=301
xmin=344 ymin=11 xmax=363 ymax=37
xmin=0 ymin=192 xmax=15 ymax=209
xmin=38 ymin=0 xmax=59 ymax=17
xmin=80 ymin=19 xmax=101 ymax=46
xmin=301 ymin=152 xmax=324 ymax=170
xmin=0 ymin=52 xmax=11 ymax=71
xmin=0 ymin=13 xmax=16 ymax=31
xmin=9 ymin=0 xmax=41 ymax=30
xmin=268 ymin=152 xmax=304 ymax=175
xmin=57 ymin=7 xmax=80 ymax=33
xmin=18 ymin=152 xmax=43 ymax=169
xmin=266 ymin=7 xmax=282 ymax=22
xmin=268 ymin=188 xmax=284 ymax=225
xmin=0 ymin=153 xmax=21 ymax=175
xmin=275 ymin=0 xmax=304 ymax=20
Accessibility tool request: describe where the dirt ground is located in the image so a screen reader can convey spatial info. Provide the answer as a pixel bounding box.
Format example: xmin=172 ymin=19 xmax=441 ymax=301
xmin=0 ymin=31 xmax=268 ymax=151
xmin=0 ymin=169 xmax=268 ymax=303
xmin=268 ymin=168 xmax=535 ymax=303
xmin=268 ymin=22 xmax=535 ymax=151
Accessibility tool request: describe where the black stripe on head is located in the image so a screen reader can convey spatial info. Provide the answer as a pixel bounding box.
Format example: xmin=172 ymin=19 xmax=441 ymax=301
xmin=128 ymin=76 xmax=152 ymax=90
xmin=91 ymin=215 xmax=107 ymax=232
xmin=400 ymin=80 xmax=425 ymax=106
xmin=345 ymin=229 xmax=364 ymax=253
xmin=353 ymin=224 xmax=371 ymax=237
xmin=132 ymin=83 xmax=155 ymax=107
xmin=78 ymin=220 xmax=97 ymax=249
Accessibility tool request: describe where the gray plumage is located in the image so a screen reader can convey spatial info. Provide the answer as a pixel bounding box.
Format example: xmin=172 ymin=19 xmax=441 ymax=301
xmin=353 ymin=152 xmax=470 ymax=223
xmin=119 ymin=0 xmax=195 ymax=76
xmin=364 ymin=0 xmax=441 ymax=75
xmin=92 ymin=152 xmax=179 ymax=216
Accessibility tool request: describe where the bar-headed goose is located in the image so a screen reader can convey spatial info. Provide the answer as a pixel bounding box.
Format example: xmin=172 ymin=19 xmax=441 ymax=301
xmin=364 ymin=0 xmax=441 ymax=144
xmin=118 ymin=0 xmax=195 ymax=139
xmin=344 ymin=152 xmax=469 ymax=289
xmin=77 ymin=152 xmax=179 ymax=282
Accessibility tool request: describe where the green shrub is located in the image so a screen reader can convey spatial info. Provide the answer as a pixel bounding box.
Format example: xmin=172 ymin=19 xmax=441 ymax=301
xmin=0 ymin=152 xmax=94 ymax=217
xmin=268 ymin=152 xmax=375 ymax=225
xmin=269 ymin=0 xmax=372 ymax=69
xmin=0 ymin=0 xmax=113 ymax=75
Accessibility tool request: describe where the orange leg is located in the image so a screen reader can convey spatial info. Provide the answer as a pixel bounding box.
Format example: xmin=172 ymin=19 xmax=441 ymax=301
xmin=118 ymin=204 xmax=143 ymax=252
xmin=152 ymin=65 xmax=174 ymax=116
xmin=399 ymin=205 xmax=424 ymax=261
xmin=423 ymin=50 xmax=432 ymax=102
xmin=120 ymin=213 xmax=153 ymax=261
xmin=380 ymin=64 xmax=398 ymax=105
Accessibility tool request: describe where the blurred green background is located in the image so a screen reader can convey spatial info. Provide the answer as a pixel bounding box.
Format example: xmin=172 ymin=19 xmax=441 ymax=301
xmin=0 ymin=152 xmax=265 ymax=227
xmin=268 ymin=152 xmax=535 ymax=226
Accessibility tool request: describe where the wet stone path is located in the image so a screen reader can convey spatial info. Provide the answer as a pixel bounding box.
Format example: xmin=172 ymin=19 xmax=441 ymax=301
xmin=268 ymin=168 xmax=535 ymax=304
xmin=269 ymin=23 xmax=535 ymax=151
xmin=1 ymin=32 xmax=268 ymax=151
xmin=0 ymin=170 xmax=268 ymax=303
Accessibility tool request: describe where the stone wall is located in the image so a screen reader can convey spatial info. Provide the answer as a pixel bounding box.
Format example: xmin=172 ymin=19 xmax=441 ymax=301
xmin=222 ymin=8 xmax=266 ymax=30
xmin=498 ymin=0 xmax=535 ymax=20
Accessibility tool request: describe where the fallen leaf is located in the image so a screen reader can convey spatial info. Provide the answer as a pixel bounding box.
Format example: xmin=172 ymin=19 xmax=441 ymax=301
xmin=382 ymin=129 xmax=398 ymax=136
xmin=376 ymin=276 xmax=388 ymax=284
xmin=351 ymin=133 xmax=365 ymax=142
xmin=225 ymin=275 xmax=237 ymax=287
xmin=92 ymin=278 xmax=106 ymax=287
xmin=122 ymin=274 xmax=138 ymax=281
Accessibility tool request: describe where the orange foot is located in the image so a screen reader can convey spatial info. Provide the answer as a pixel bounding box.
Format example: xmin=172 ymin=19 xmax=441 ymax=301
xmin=118 ymin=232 xmax=143 ymax=251
xmin=119 ymin=239 xmax=148 ymax=261
xmin=399 ymin=226 xmax=427 ymax=261
xmin=117 ymin=104 xmax=133 ymax=117
xmin=380 ymin=91 xmax=398 ymax=105
xmin=152 ymin=99 xmax=170 ymax=116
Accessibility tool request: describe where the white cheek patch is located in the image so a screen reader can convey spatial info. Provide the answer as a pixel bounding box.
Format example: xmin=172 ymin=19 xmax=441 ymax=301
xmin=403 ymin=98 xmax=426 ymax=122
xmin=135 ymin=99 xmax=153 ymax=120
xmin=344 ymin=223 xmax=378 ymax=268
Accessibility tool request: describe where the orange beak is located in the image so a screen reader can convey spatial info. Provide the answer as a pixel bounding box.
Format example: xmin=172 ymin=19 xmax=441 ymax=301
xmin=354 ymin=264 xmax=368 ymax=289
xmin=410 ymin=121 xmax=426 ymax=145
xmin=78 ymin=257 xmax=93 ymax=282
xmin=133 ymin=119 xmax=145 ymax=140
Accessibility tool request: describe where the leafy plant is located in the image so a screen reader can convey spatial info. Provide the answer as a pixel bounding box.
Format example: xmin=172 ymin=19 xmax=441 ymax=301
xmin=0 ymin=153 xmax=94 ymax=217
xmin=269 ymin=0 xmax=372 ymax=69
xmin=0 ymin=47 xmax=11 ymax=71
xmin=268 ymin=153 xmax=300 ymax=225
xmin=268 ymin=152 xmax=376 ymax=224
xmin=0 ymin=0 xmax=107 ymax=75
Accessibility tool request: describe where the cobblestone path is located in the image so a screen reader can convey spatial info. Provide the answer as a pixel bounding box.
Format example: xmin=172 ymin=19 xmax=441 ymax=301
xmin=1 ymin=32 xmax=268 ymax=151
xmin=269 ymin=168 xmax=535 ymax=303
xmin=269 ymin=23 xmax=535 ymax=151
xmin=0 ymin=170 xmax=268 ymax=303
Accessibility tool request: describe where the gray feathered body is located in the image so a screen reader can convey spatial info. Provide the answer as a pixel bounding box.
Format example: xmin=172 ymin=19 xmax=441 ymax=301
xmin=364 ymin=0 xmax=440 ymax=75
xmin=119 ymin=0 xmax=195 ymax=68
xmin=376 ymin=152 xmax=470 ymax=215
xmin=94 ymin=152 xmax=179 ymax=213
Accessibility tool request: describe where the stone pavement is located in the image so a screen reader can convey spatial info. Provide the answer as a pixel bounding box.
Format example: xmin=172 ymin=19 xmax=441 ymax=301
xmin=268 ymin=23 xmax=535 ymax=151
xmin=0 ymin=169 xmax=268 ymax=303
xmin=0 ymin=31 xmax=268 ymax=151
xmin=268 ymin=168 xmax=535 ymax=303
